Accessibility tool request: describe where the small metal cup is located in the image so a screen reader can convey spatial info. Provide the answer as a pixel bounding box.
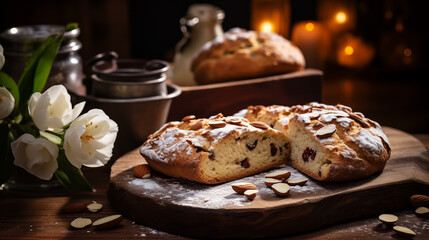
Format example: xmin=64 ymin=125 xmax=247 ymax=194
xmin=88 ymin=51 xmax=169 ymax=99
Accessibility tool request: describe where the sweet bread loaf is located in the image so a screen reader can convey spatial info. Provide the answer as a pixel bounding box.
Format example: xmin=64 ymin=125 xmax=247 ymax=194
xmin=241 ymin=103 xmax=391 ymax=181
xmin=191 ymin=28 xmax=305 ymax=85
xmin=140 ymin=114 xmax=290 ymax=184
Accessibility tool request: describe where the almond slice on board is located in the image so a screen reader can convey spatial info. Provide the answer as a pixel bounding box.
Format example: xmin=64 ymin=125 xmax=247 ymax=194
xmin=93 ymin=215 xmax=123 ymax=229
xmin=244 ymin=189 xmax=258 ymax=200
xmin=71 ymin=217 xmax=92 ymax=229
xmin=87 ymin=201 xmax=103 ymax=213
xmin=393 ymin=226 xmax=416 ymax=238
xmin=271 ymin=183 xmax=290 ymax=197
xmin=231 ymin=182 xmax=257 ymax=195
xmin=264 ymin=178 xmax=283 ymax=187
xmin=378 ymin=214 xmax=398 ymax=224
xmin=415 ymin=206 xmax=429 ymax=217
xmin=287 ymin=178 xmax=308 ymax=186
xmin=265 ymin=170 xmax=291 ymax=180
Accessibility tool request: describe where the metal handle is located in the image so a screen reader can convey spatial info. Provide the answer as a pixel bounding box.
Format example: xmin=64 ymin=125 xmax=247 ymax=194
xmin=86 ymin=51 xmax=119 ymax=68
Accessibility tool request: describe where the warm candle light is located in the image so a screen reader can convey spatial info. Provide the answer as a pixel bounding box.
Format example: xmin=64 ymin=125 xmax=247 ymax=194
xmin=337 ymin=34 xmax=375 ymax=68
xmin=335 ymin=11 xmax=347 ymax=24
xmin=291 ymin=21 xmax=330 ymax=69
xmin=318 ymin=0 xmax=356 ymax=33
xmin=344 ymin=45 xmax=354 ymax=55
xmin=261 ymin=21 xmax=274 ymax=33
xmin=305 ymin=23 xmax=315 ymax=31
xmin=251 ymin=0 xmax=291 ymax=37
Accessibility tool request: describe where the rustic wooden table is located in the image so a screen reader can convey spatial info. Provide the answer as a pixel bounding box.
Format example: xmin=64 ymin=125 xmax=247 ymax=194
xmin=0 ymin=134 xmax=428 ymax=240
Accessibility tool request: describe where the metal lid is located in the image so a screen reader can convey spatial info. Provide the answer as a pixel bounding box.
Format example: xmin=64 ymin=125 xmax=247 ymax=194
xmin=88 ymin=51 xmax=169 ymax=82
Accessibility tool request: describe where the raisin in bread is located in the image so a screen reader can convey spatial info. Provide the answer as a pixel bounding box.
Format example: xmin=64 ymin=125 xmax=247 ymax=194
xmin=191 ymin=28 xmax=305 ymax=85
xmin=241 ymin=103 xmax=391 ymax=181
xmin=140 ymin=114 xmax=290 ymax=184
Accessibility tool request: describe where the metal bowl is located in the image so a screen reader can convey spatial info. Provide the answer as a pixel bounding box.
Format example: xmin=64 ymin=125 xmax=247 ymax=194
xmin=91 ymin=73 xmax=167 ymax=99
xmin=70 ymin=84 xmax=181 ymax=162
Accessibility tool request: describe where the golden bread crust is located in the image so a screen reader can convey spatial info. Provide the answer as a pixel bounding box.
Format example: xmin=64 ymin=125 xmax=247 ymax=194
xmin=140 ymin=114 xmax=289 ymax=184
xmin=191 ymin=28 xmax=305 ymax=84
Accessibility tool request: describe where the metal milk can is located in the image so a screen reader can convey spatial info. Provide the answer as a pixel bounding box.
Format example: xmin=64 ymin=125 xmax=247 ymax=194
xmin=172 ymin=4 xmax=224 ymax=86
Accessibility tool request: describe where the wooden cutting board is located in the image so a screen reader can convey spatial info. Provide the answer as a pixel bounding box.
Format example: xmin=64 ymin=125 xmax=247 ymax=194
xmin=107 ymin=127 xmax=429 ymax=239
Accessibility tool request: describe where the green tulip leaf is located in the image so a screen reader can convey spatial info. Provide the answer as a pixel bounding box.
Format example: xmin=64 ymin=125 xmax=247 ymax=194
xmin=54 ymin=150 xmax=93 ymax=191
xmin=18 ymin=33 xmax=63 ymax=110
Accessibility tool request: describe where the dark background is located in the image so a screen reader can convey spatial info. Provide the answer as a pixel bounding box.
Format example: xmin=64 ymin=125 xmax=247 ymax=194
xmin=0 ymin=0 xmax=428 ymax=133
xmin=4 ymin=0 xmax=425 ymax=63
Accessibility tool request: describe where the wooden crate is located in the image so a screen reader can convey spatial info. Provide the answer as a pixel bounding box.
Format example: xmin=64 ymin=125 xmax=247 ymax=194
xmin=168 ymin=69 xmax=322 ymax=121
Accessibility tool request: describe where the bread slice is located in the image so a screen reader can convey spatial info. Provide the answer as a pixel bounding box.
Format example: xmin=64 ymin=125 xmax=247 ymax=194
xmin=140 ymin=114 xmax=290 ymax=184
xmin=243 ymin=103 xmax=391 ymax=181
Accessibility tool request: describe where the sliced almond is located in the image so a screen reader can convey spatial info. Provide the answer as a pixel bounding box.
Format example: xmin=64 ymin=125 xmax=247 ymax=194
xmin=348 ymin=112 xmax=371 ymax=128
xmin=231 ymin=182 xmax=257 ymax=195
xmin=189 ymin=120 xmax=204 ymax=131
xmin=378 ymin=214 xmax=398 ymax=224
xmin=315 ymin=124 xmax=336 ymax=139
xmin=265 ymin=170 xmax=291 ymax=180
xmin=71 ymin=217 xmax=92 ymax=229
xmin=61 ymin=201 xmax=87 ymax=213
xmin=93 ymin=214 xmax=123 ymax=229
xmin=264 ymin=178 xmax=283 ymax=187
xmin=393 ymin=226 xmax=416 ymax=238
xmin=410 ymin=194 xmax=429 ymax=208
xmin=287 ymin=178 xmax=308 ymax=186
xmin=307 ymin=112 xmax=321 ymax=119
xmin=244 ymin=189 xmax=258 ymax=200
xmin=208 ymin=120 xmax=226 ymax=128
xmin=182 ymin=115 xmax=196 ymax=122
xmin=226 ymin=118 xmax=243 ymax=125
xmin=271 ymin=183 xmax=290 ymax=197
xmin=250 ymin=121 xmax=270 ymax=130
xmin=415 ymin=206 xmax=429 ymax=217
xmin=87 ymin=201 xmax=103 ymax=213
xmin=133 ymin=164 xmax=151 ymax=179
xmin=209 ymin=113 xmax=224 ymax=119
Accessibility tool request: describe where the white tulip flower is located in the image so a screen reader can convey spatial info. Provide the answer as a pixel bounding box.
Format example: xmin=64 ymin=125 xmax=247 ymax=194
xmin=0 ymin=86 xmax=15 ymax=119
xmin=28 ymin=84 xmax=85 ymax=132
xmin=11 ymin=133 xmax=59 ymax=180
xmin=64 ymin=109 xmax=118 ymax=168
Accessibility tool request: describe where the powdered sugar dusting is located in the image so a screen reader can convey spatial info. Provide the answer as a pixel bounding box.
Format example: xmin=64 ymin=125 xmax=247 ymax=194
xmin=319 ymin=114 xmax=337 ymax=123
xmin=124 ymin=165 xmax=351 ymax=209
xmin=341 ymin=147 xmax=358 ymax=159
xmin=295 ymin=114 xmax=311 ymax=124
xmin=353 ymin=128 xmax=383 ymax=156
xmin=203 ymin=124 xmax=241 ymax=145
xmin=278 ymin=117 xmax=289 ymax=126
xmin=369 ymin=126 xmax=390 ymax=145
xmin=141 ymin=128 xmax=193 ymax=163
xmin=128 ymin=176 xmax=248 ymax=208
xmin=337 ymin=117 xmax=353 ymax=128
